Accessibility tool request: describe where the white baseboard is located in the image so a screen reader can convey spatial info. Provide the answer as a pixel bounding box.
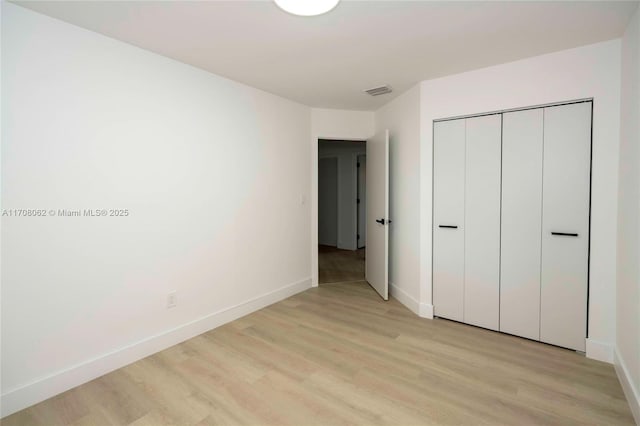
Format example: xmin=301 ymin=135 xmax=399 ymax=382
xmin=419 ymin=303 xmax=434 ymax=319
xmin=614 ymin=348 xmax=640 ymax=425
xmin=1 ymin=277 xmax=312 ymax=418
xmin=389 ymin=283 xmax=433 ymax=319
xmin=585 ymin=338 xmax=613 ymax=363
xmin=389 ymin=282 xmax=420 ymax=315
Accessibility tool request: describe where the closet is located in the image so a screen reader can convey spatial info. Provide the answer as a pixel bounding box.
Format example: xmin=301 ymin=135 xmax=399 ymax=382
xmin=432 ymin=101 xmax=592 ymax=352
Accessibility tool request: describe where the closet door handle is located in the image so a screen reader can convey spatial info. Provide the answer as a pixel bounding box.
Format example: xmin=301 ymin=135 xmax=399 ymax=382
xmin=438 ymin=225 xmax=458 ymax=229
xmin=551 ymin=232 xmax=579 ymax=237
xmin=376 ymin=218 xmax=386 ymax=225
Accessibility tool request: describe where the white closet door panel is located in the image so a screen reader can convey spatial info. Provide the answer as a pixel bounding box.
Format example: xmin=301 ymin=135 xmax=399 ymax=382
xmin=540 ymin=102 xmax=591 ymax=351
xmin=433 ymin=119 xmax=465 ymax=321
xmin=464 ymin=114 xmax=502 ymax=330
xmin=500 ymin=109 xmax=543 ymax=340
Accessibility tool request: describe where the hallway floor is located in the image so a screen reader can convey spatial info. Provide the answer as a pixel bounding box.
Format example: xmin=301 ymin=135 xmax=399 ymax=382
xmin=318 ymin=245 xmax=365 ymax=284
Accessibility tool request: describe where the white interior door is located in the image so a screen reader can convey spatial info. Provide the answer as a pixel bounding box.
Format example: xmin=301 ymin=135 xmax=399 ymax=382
xmin=540 ymin=102 xmax=592 ymax=351
xmin=464 ymin=114 xmax=502 ymax=330
xmin=433 ymin=119 xmax=465 ymax=321
xmin=357 ymin=155 xmax=367 ymax=249
xmin=365 ymin=130 xmax=389 ymax=300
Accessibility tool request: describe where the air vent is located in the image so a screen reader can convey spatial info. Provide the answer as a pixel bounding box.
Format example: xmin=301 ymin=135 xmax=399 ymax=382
xmin=364 ymin=85 xmax=392 ymax=96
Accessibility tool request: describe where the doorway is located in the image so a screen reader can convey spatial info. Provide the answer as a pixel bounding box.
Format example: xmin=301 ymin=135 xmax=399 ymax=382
xmin=317 ymin=139 xmax=366 ymax=284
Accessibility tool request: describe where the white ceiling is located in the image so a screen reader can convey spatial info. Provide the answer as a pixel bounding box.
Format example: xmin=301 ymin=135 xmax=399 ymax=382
xmin=13 ymin=0 xmax=639 ymax=110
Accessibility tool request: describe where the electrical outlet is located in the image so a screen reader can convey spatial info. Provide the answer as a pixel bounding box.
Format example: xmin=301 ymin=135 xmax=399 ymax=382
xmin=167 ymin=291 xmax=177 ymax=309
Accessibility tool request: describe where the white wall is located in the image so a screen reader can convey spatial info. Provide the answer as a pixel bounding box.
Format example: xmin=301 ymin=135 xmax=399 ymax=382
xmin=1 ymin=3 xmax=311 ymax=416
xmin=318 ymin=157 xmax=338 ymax=246
xmin=419 ymin=40 xmax=622 ymax=362
xmin=311 ymin=109 xmax=374 ymax=285
xmin=318 ymin=141 xmax=366 ymax=250
xmin=375 ymin=86 xmax=424 ymax=316
xmin=311 ymin=109 xmax=375 ymax=141
xmin=616 ymin=6 xmax=640 ymax=423
xmin=0 ymin=2 xmax=4 ymax=416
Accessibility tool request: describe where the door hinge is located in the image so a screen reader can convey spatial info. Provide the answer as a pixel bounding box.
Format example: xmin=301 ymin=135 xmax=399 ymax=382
xmin=357 ymin=198 xmax=360 ymax=204
xmin=357 ymin=234 xmax=360 ymax=240
xmin=357 ymin=162 xmax=360 ymax=167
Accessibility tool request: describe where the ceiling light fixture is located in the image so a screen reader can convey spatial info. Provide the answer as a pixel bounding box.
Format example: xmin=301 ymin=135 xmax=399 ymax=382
xmin=274 ymin=0 xmax=340 ymax=16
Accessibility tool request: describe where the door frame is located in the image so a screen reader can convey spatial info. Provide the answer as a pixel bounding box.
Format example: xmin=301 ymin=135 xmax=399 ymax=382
xmin=312 ymin=136 xmax=368 ymax=287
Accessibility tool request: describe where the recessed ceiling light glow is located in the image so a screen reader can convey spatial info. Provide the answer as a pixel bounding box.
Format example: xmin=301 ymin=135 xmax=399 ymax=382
xmin=274 ymin=0 xmax=340 ymax=16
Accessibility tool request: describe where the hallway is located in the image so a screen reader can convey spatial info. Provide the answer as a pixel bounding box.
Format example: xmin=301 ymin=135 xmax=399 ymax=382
xmin=318 ymin=245 xmax=365 ymax=284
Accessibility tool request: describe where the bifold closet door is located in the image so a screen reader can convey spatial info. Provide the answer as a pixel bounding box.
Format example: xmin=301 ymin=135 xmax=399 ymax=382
xmin=500 ymin=109 xmax=543 ymax=340
xmin=464 ymin=114 xmax=502 ymax=330
xmin=433 ymin=119 xmax=465 ymax=321
xmin=540 ymin=102 xmax=592 ymax=352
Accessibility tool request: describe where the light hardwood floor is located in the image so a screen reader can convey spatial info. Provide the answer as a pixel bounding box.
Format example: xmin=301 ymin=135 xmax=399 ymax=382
xmin=318 ymin=245 xmax=365 ymax=284
xmin=3 ymin=282 xmax=634 ymax=426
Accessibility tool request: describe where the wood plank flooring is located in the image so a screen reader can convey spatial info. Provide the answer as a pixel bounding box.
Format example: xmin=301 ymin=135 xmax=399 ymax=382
xmin=318 ymin=245 xmax=365 ymax=284
xmin=3 ymin=282 xmax=634 ymax=425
